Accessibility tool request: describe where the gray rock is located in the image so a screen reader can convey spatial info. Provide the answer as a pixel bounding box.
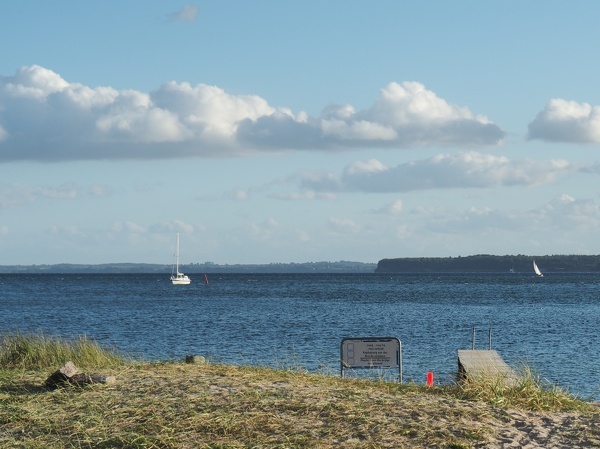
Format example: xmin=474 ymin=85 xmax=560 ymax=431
xmin=185 ymin=355 xmax=206 ymax=364
xmin=44 ymin=361 xmax=78 ymax=389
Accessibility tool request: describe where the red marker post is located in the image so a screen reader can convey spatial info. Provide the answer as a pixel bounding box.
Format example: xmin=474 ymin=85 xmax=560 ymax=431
xmin=426 ymin=371 xmax=434 ymax=387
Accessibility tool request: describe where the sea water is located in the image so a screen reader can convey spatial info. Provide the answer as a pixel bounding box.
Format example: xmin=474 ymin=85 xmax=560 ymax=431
xmin=0 ymin=272 xmax=598 ymax=400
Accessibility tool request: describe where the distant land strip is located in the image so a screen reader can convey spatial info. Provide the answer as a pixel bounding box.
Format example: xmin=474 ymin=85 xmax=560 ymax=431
xmin=2 ymin=255 xmax=600 ymax=273
xmin=0 ymin=261 xmax=376 ymax=274
xmin=375 ymin=254 xmax=600 ymax=273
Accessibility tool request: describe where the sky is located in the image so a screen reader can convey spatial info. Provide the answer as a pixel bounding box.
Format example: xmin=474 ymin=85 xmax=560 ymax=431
xmin=1 ymin=1 xmax=600 ymax=266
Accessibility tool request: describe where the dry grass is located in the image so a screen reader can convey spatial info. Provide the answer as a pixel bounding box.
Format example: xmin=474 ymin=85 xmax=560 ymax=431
xmin=1 ymin=362 xmax=599 ymax=449
xmin=451 ymin=364 xmax=587 ymax=412
xmin=0 ymin=334 xmax=598 ymax=448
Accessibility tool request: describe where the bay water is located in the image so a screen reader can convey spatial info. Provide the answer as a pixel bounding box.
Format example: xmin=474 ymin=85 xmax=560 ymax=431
xmin=1 ymin=272 xmax=598 ymax=400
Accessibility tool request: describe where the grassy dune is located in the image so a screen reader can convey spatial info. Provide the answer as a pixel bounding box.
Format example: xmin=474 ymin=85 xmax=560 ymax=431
xmin=0 ymin=334 xmax=598 ymax=448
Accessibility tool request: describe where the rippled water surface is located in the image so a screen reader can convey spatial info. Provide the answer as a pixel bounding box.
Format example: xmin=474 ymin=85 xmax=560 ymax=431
xmin=1 ymin=272 xmax=598 ymax=399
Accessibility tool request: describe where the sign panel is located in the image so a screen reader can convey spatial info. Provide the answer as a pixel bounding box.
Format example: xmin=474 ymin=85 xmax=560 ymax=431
xmin=340 ymin=337 xmax=402 ymax=382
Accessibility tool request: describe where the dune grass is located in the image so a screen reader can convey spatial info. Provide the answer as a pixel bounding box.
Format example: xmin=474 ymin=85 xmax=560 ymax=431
xmin=0 ymin=332 xmax=126 ymax=370
xmin=450 ymin=364 xmax=588 ymax=411
xmin=0 ymin=334 xmax=598 ymax=448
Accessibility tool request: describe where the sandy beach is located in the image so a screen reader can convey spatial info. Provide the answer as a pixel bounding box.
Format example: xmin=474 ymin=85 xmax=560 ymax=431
xmin=196 ymin=365 xmax=600 ymax=448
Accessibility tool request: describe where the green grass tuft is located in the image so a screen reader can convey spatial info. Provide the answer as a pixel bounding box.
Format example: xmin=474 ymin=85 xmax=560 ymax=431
xmin=450 ymin=364 xmax=591 ymax=412
xmin=0 ymin=332 xmax=126 ymax=370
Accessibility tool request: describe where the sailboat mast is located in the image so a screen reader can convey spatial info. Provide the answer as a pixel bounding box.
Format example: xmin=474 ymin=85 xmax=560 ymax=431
xmin=170 ymin=232 xmax=190 ymax=284
xmin=176 ymin=233 xmax=180 ymax=273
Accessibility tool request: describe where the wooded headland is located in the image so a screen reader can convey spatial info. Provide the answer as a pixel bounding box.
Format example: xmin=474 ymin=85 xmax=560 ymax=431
xmin=375 ymin=254 xmax=600 ymax=273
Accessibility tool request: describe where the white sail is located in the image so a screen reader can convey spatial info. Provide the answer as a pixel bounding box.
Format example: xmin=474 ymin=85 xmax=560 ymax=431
xmin=171 ymin=233 xmax=191 ymax=285
xmin=533 ymin=260 xmax=543 ymax=277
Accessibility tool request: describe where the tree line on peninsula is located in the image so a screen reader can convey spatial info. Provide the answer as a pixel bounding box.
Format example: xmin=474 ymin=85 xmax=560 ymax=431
xmin=375 ymin=254 xmax=600 ymax=273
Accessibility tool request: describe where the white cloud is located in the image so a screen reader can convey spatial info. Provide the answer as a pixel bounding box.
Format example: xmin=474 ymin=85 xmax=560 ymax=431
xmin=4 ymin=65 xmax=69 ymax=99
xmin=63 ymin=225 xmax=82 ymax=236
xmin=327 ymin=217 xmax=360 ymax=234
xmin=153 ymin=81 xmax=276 ymax=143
xmin=230 ymin=188 xmax=250 ymax=201
xmin=150 ymin=220 xmax=195 ymax=234
xmin=300 ymin=151 xmax=573 ymax=193
xmin=434 ymin=194 xmax=600 ymax=235
xmin=249 ymin=218 xmax=281 ymax=241
xmin=89 ymin=184 xmax=112 ymax=197
xmin=535 ymin=194 xmax=600 ymax=230
xmin=419 ymin=205 xmax=517 ymax=234
xmin=239 ymin=81 xmax=505 ymax=150
xmin=366 ymin=81 xmax=477 ymax=125
xmin=374 ymin=199 xmax=403 ymax=215
xmin=0 ymin=183 xmax=79 ymax=208
xmin=344 ymin=159 xmax=388 ymax=176
xmin=528 ymin=98 xmax=600 ymax=143
xmin=167 ymin=5 xmax=199 ymax=23
xmin=0 ymin=66 xmax=506 ymax=162
xmin=271 ymin=190 xmax=337 ymax=201
xmin=380 ymin=193 xmax=600 ymax=257
xmin=579 ymin=161 xmax=600 ymax=175
xmin=321 ymin=118 xmax=398 ymax=141
xmin=96 ymin=107 xmax=189 ymax=143
xmin=111 ymin=221 xmax=147 ymax=234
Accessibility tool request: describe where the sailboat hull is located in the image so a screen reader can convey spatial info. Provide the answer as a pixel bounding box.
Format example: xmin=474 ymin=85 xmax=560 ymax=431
xmin=171 ymin=275 xmax=191 ymax=285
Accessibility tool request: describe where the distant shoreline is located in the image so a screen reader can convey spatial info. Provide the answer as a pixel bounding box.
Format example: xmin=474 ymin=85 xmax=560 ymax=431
xmin=2 ymin=254 xmax=600 ymax=273
xmin=0 ymin=261 xmax=377 ymax=274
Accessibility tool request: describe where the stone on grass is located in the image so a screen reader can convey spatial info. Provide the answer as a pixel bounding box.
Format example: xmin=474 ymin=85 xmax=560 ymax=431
xmin=44 ymin=361 xmax=78 ymax=389
xmin=185 ymin=355 xmax=206 ymax=364
xmin=44 ymin=361 xmax=117 ymax=388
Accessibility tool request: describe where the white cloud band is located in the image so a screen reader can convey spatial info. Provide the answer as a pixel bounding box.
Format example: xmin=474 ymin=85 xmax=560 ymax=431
xmin=0 ymin=66 xmax=505 ymax=162
xmin=300 ymin=151 xmax=573 ymax=193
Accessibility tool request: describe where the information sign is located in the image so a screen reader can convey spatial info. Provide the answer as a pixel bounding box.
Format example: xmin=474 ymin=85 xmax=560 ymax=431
xmin=340 ymin=337 xmax=402 ymax=382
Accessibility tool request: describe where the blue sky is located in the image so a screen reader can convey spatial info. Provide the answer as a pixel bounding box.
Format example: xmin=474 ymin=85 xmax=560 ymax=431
xmin=1 ymin=1 xmax=600 ymax=265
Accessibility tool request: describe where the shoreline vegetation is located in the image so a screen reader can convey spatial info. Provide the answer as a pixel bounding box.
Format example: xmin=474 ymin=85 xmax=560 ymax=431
xmin=376 ymin=254 xmax=600 ymax=273
xmin=2 ymin=254 xmax=600 ymax=274
xmin=0 ymin=260 xmax=377 ymax=274
xmin=1 ymin=334 xmax=598 ymax=448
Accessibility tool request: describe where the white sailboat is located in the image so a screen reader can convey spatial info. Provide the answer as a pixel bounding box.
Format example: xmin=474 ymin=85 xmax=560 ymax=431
xmin=533 ymin=260 xmax=543 ymax=277
xmin=171 ymin=233 xmax=191 ymax=285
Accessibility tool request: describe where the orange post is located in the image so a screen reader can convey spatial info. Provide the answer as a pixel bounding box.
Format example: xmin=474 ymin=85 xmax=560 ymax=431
xmin=426 ymin=371 xmax=434 ymax=387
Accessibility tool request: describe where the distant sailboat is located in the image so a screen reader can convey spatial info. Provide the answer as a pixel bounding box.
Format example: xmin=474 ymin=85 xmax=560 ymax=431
xmin=533 ymin=260 xmax=543 ymax=277
xmin=171 ymin=233 xmax=191 ymax=285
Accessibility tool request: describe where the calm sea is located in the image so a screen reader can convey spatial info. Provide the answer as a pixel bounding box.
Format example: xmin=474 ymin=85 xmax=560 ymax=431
xmin=1 ymin=272 xmax=598 ymax=400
